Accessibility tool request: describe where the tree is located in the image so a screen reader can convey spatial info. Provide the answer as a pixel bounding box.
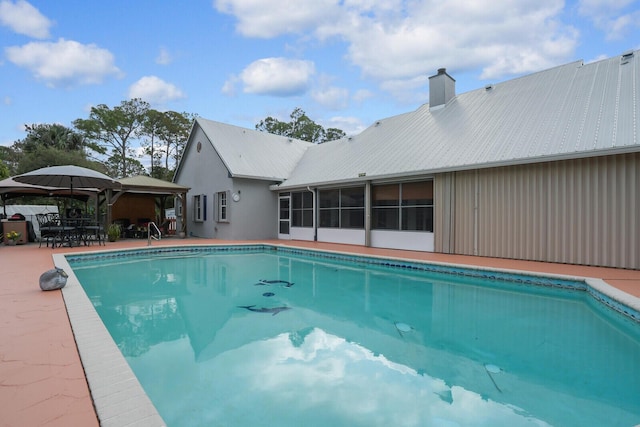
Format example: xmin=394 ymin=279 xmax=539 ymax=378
xmin=104 ymin=152 xmax=147 ymax=177
xmin=74 ymin=98 xmax=149 ymax=178
xmin=140 ymin=110 xmax=193 ymax=180
xmin=140 ymin=109 xmax=165 ymax=178
xmin=256 ymin=107 xmax=346 ymax=144
xmin=0 ymin=158 xmax=9 ymax=179
xmin=0 ymin=145 xmax=19 ymax=177
xmin=160 ymin=111 xmax=193 ymax=174
xmin=20 ymin=123 xmax=98 ymax=153
xmin=9 ymin=123 xmax=104 ymax=174
xmin=325 ymin=127 xmax=347 ymax=143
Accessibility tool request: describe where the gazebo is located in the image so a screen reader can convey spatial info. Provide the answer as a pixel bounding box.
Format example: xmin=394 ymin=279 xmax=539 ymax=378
xmin=108 ymin=175 xmax=190 ymax=235
xmin=1 ymin=173 xmax=190 ymax=238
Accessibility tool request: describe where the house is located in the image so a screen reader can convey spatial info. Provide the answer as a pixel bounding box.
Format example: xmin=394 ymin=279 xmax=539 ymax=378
xmin=173 ymin=119 xmax=314 ymax=240
xmin=175 ymin=50 xmax=639 ymax=269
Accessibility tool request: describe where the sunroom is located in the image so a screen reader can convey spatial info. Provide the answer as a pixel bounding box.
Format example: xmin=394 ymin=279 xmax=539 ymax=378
xmin=278 ymin=179 xmax=434 ymax=251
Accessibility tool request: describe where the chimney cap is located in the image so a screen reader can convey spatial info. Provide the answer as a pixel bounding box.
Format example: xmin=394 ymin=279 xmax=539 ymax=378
xmin=429 ymin=68 xmax=455 ymax=81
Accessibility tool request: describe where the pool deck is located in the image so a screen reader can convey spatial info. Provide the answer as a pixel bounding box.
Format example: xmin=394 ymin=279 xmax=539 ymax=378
xmin=1 ymin=238 xmax=639 ymax=426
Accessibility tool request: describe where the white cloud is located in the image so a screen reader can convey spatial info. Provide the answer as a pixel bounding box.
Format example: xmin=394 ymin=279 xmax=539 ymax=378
xmin=221 ymin=75 xmax=238 ymax=96
xmin=156 ymin=47 xmax=172 ymax=65
xmin=5 ymin=38 xmax=122 ymax=87
xmin=237 ymin=57 xmax=315 ymax=96
xmin=341 ymin=0 xmax=578 ymax=81
xmin=214 ymin=0 xmax=341 ymax=38
xmin=379 ymin=75 xmax=428 ymax=104
xmin=323 ymin=115 xmax=366 ymax=135
xmin=312 ymin=86 xmax=349 ymax=110
xmin=3 ymin=95 xmax=11 ymax=105
xmin=352 ymin=89 xmax=374 ymax=104
xmin=578 ymin=0 xmax=640 ymax=40
xmin=0 ymin=0 xmax=52 ymax=39
xmin=216 ymin=0 xmax=580 ymax=92
xmin=128 ymin=76 xmax=186 ymax=106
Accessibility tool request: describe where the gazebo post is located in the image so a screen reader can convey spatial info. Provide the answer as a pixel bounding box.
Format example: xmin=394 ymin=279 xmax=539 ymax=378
xmin=106 ymin=189 xmax=113 ymax=226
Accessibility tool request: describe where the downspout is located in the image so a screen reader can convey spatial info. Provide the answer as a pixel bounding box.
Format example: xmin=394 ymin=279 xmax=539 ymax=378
xmin=307 ymin=186 xmax=317 ymax=241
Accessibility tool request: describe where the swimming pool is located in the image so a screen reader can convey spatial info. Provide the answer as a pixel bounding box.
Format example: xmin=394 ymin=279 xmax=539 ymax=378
xmin=60 ymin=245 xmax=640 ymax=426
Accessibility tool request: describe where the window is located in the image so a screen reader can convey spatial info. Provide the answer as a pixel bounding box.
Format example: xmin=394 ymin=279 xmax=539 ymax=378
xmin=372 ymin=181 xmax=433 ymax=231
xmin=400 ymin=181 xmax=433 ymax=231
xmin=372 ymin=184 xmax=399 ymax=229
xmin=291 ymin=191 xmax=313 ymax=227
xmin=319 ymin=189 xmax=339 ymax=227
xmin=319 ymin=187 xmax=364 ymax=228
xmin=193 ymin=194 xmax=207 ymax=222
xmin=216 ymin=191 xmax=228 ymax=222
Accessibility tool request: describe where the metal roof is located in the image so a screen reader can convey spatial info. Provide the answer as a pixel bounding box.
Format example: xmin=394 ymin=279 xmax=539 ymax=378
xmin=196 ymin=118 xmax=314 ymax=181
xmin=277 ymin=50 xmax=639 ymax=189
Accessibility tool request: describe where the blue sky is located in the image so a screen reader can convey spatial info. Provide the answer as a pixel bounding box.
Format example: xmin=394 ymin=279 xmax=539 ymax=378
xmin=1 ymin=0 xmax=638 ymax=148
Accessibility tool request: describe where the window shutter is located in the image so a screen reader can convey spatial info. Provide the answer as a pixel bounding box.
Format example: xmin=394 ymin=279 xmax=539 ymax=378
xmin=203 ymin=194 xmax=207 ymax=221
xmin=193 ymin=195 xmax=198 ymax=221
xmin=213 ymin=192 xmax=219 ymax=222
xmin=226 ymin=190 xmax=231 ymax=220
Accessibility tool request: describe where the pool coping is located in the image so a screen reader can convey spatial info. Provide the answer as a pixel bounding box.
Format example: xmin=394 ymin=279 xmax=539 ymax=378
xmin=54 ymin=243 xmax=640 ymax=426
xmin=56 ymin=254 xmax=166 ymax=427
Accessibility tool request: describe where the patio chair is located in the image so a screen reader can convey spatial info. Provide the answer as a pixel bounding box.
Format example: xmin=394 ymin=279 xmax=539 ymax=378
xmin=36 ymin=213 xmax=61 ymax=248
xmin=82 ymin=221 xmax=105 ymax=246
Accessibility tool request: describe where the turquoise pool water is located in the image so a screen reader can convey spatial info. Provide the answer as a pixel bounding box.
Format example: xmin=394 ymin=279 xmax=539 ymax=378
xmin=69 ymin=246 xmax=640 ymax=427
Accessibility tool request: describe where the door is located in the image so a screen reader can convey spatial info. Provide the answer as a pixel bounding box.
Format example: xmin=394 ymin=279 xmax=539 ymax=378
xmin=278 ymin=194 xmax=290 ymax=239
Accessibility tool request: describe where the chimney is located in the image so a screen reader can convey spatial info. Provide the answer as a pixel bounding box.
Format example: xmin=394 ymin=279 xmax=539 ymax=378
xmin=429 ymin=68 xmax=455 ymax=110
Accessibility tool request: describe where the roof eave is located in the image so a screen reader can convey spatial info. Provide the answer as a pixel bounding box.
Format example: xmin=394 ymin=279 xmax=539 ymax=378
xmin=271 ymin=146 xmax=640 ymax=191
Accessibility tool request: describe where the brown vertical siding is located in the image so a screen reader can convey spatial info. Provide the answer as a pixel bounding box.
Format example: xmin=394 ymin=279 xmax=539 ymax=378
xmin=435 ymin=153 xmax=640 ymax=269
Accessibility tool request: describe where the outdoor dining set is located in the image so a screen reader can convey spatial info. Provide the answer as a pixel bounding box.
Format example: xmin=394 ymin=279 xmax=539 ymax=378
xmin=36 ymin=212 xmax=105 ymax=248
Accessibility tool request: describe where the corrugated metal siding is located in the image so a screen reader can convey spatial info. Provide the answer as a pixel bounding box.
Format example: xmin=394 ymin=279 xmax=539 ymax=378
xmin=434 ymin=172 xmax=456 ymax=253
xmin=436 ymin=153 xmax=639 ymax=269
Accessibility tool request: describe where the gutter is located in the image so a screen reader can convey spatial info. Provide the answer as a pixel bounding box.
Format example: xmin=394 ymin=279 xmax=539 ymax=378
xmin=271 ymin=146 xmax=640 ymax=191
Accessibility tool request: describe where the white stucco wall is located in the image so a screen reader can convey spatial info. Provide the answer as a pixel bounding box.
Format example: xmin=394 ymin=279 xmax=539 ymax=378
xmin=175 ymin=127 xmax=280 ymax=240
xmin=222 ymin=178 xmax=279 ymax=240
xmin=175 ymin=127 xmax=230 ymax=238
xmin=370 ymin=230 xmax=434 ymax=252
xmin=290 ymin=227 xmax=315 ymax=241
xmin=317 ymin=228 xmax=366 ymax=246
xmin=284 ymin=228 xmax=433 ymax=251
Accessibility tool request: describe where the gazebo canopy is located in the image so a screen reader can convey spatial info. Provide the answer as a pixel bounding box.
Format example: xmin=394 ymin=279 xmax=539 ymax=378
xmin=2 ymin=173 xmax=190 ymax=233
xmin=117 ymin=175 xmax=190 ymax=195
xmin=0 ymin=176 xmax=97 ymax=200
xmin=108 ymin=175 xmax=190 ymax=233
